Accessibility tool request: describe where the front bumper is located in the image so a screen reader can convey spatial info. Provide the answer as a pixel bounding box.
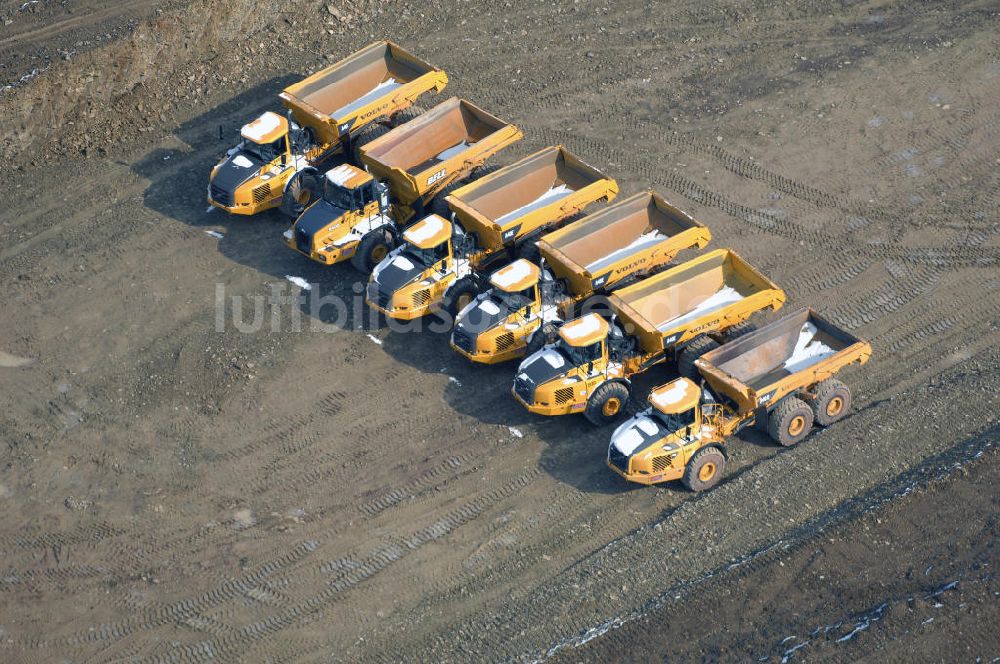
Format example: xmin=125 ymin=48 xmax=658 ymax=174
xmin=450 ymin=338 xmax=526 ymax=365
xmin=511 ymin=386 xmax=581 ymax=416
xmin=207 ymin=193 xmax=276 ymax=216
xmin=365 ymin=295 xmax=436 ymax=321
xmin=285 ymin=236 xmax=357 ymax=265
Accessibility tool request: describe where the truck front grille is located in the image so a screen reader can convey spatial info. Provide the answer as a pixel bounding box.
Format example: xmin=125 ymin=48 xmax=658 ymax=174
xmin=210 ymin=184 xmax=232 ymax=207
xmin=514 ymin=375 xmax=534 ymax=404
xmin=252 ymin=183 xmax=272 ymax=204
xmin=608 ymin=449 xmax=630 ymax=474
xmin=554 ymin=387 xmax=574 ymax=404
xmin=495 ymin=332 xmax=515 ymax=353
xmin=412 ymin=288 xmax=431 ymax=309
xmin=452 ymin=327 xmax=475 ymax=354
xmin=295 ymin=227 xmax=312 ymax=255
xmin=368 ymin=282 xmax=392 ymax=309
xmin=652 ymin=455 xmax=673 ymax=473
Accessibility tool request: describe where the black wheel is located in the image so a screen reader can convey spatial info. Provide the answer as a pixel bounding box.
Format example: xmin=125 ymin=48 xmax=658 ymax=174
xmin=682 ymin=446 xmax=726 ymax=492
xmin=281 ymin=170 xmax=320 ymax=218
xmin=767 ymin=396 xmax=814 ymax=446
xmin=443 ymin=276 xmax=480 ymax=317
xmin=525 ymin=321 xmax=559 ymax=355
xmin=723 ymin=320 xmax=757 ymax=341
xmin=584 ymin=382 xmax=630 ymax=426
xmin=678 ymin=336 xmax=720 ymax=380
xmin=811 ymin=379 xmax=852 ymax=426
xmin=351 ymin=228 xmax=394 ymax=274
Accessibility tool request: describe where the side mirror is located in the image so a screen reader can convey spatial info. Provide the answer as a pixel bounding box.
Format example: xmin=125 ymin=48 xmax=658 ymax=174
xmin=523 ymin=305 xmax=531 ymax=317
xmin=586 ymin=361 xmax=593 ymax=374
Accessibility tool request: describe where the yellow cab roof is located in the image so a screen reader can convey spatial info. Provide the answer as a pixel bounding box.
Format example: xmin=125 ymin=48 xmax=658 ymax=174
xmin=240 ymin=111 xmax=288 ymax=145
xmin=489 ymin=259 xmax=540 ymax=293
xmin=403 ymin=214 xmax=451 ymax=249
xmin=325 ymin=163 xmax=373 ymax=189
xmin=649 ymin=378 xmax=701 ymax=414
xmin=558 ymin=313 xmax=609 ymax=347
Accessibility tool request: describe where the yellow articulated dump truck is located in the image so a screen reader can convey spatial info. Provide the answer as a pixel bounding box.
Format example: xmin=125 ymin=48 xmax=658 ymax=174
xmin=365 ymin=146 xmax=618 ymax=319
xmin=208 ymin=41 xmax=447 ymax=217
xmin=286 ymin=97 xmax=522 ymax=272
xmin=450 ymin=191 xmax=710 ymax=364
xmin=607 ymin=308 xmax=871 ymax=491
xmin=512 ymin=248 xmax=785 ymax=425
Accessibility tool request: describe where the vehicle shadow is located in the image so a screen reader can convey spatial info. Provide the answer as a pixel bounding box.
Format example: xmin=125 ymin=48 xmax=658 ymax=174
xmin=131 ymin=74 xmax=374 ymax=332
xmin=380 ymin=327 xmax=696 ymax=494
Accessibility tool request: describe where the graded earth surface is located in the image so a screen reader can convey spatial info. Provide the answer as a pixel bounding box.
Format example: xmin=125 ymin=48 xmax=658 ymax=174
xmin=0 ymin=0 xmax=997 ymax=662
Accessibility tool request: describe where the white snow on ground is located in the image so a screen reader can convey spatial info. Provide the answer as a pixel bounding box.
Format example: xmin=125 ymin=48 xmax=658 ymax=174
xmin=560 ymin=314 xmax=602 ymax=341
xmin=406 ymin=215 xmax=446 ymax=244
xmin=283 ymin=229 xmax=294 ymax=240
xmin=326 ymin=163 xmax=358 ymax=186
xmin=783 ymin=321 xmax=836 ymax=372
xmin=332 ymin=78 xmax=401 ymax=118
xmin=586 ymin=231 xmax=667 ymax=272
xmin=492 ymin=260 xmax=534 ymax=289
xmin=367 ymin=334 xmax=383 ymax=346
xmin=657 ymin=286 xmax=745 ymax=331
xmin=231 ymin=154 xmax=255 ymax=169
xmin=436 ymin=140 xmax=471 ymax=161
xmin=241 ymin=112 xmax=282 ymax=142
xmin=508 ymin=427 xmax=524 ymax=438
xmin=206 ymin=206 xmax=215 ymax=213
xmin=285 ymin=276 xmax=312 ymax=291
xmin=496 ymin=184 xmax=574 ymax=225
xmin=611 ymin=414 xmax=660 ymax=456
xmin=204 ymin=230 xmax=224 ymax=239
xmin=449 ymin=376 xmax=462 ymax=386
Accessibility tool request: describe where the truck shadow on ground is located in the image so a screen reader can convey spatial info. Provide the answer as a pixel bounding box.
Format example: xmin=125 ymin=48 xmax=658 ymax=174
xmin=132 ymin=74 xmax=377 ymax=332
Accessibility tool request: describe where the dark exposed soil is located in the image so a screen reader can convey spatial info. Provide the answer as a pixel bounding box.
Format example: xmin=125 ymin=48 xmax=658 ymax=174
xmin=0 ymin=0 xmax=997 ymax=662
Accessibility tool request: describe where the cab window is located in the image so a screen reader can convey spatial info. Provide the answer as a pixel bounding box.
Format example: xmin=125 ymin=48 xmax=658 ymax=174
xmin=360 ymin=183 xmax=376 ymax=206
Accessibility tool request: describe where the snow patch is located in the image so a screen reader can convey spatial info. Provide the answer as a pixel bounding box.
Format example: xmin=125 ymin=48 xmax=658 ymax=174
xmin=448 ymin=376 xmax=462 ymax=386
xmin=478 ymin=300 xmax=501 ymax=316
xmin=206 ymin=206 xmax=216 ymax=214
xmin=587 ymin=230 xmax=667 ymax=272
xmin=367 ymin=334 xmax=383 ymax=346
xmin=231 ymin=154 xmax=255 ymax=169
xmin=658 ymin=286 xmax=745 ymax=331
xmin=241 ymin=112 xmax=282 ymax=142
xmin=650 ymin=380 xmax=693 ymax=409
xmin=561 ymin=314 xmax=602 ymax=341
xmin=333 ymin=78 xmax=401 ymax=118
xmin=326 ymin=163 xmax=359 ymax=187
xmin=204 ymin=230 xmax=224 ymax=239
xmin=611 ymin=415 xmax=659 ymax=456
xmin=508 ymin=427 xmax=524 ymax=438
xmin=283 ymin=229 xmax=294 ymax=241
xmin=492 ymin=260 xmax=534 ymax=290
xmin=285 ymin=276 xmax=312 ymax=291
xmin=436 ymin=140 xmax=472 ymax=161
xmin=783 ymin=322 xmax=836 ymax=373
xmin=405 ymin=215 xmax=446 ymax=245
xmin=497 ymin=184 xmax=574 ymax=226
xmin=538 ymin=348 xmax=565 ymax=369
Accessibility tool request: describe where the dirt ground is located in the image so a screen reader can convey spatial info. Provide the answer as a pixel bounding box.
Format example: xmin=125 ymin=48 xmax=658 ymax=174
xmin=1 ymin=0 xmax=998 ymax=662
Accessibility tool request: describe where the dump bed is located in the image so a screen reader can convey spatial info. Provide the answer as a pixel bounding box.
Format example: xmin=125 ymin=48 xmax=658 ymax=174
xmin=280 ymin=41 xmax=447 ymax=150
xmin=446 ymin=146 xmax=618 ymax=252
xmin=696 ymin=307 xmax=872 ymax=415
xmin=359 ymin=97 xmax=521 ymax=206
xmin=538 ymin=191 xmax=710 ymax=296
xmin=609 ymin=248 xmax=785 ymax=354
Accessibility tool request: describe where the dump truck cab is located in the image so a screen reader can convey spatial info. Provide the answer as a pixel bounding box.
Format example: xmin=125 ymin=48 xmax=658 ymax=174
xmin=366 ymin=214 xmax=464 ymax=319
xmin=208 ymin=112 xmax=303 ymax=215
xmin=607 ymin=378 xmax=727 ymax=486
xmin=513 ymin=313 xmax=629 ymax=419
xmin=284 ymin=163 xmax=392 ymax=264
xmin=450 ymin=259 xmax=550 ymax=363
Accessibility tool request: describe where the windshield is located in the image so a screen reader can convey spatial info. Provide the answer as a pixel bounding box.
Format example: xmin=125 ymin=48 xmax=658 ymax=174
xmin=495 ymin=288 xmax=532 ymax=314
xmin=650 ymin=407 xmax=695 ymax=432
xmin=556 ymin=339 xmax=602 ymax=368
xmin=323 ymin=181 xmax=356 ymax=209
xmin=241 ymin=137 xmax=284 ymax=163
xmin=402 ymin=243 xmax=447 ymax=268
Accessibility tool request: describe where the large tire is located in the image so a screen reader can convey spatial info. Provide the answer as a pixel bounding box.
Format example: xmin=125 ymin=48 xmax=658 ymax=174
xmin=351 ymin=228 xmax=394 ymax=274
xmin=811 ymin=379 xmax=852 ymax=426
xmin=682 ymin=446 xmax=726 ymax=492
xmin=584 ymin=382 xmax=630 ymax=426
xmin=281 ymin=170 xmax=320 ymax=218
xmin=525 ymin=321 xmax=559 ymax=355
xmin=443 ymin=276 xmax=480 ymax=317
xmin=678 ymin=336 xmax=720 ymax=380
xmin=723 ymin=320 xmax=757 ymax=341
xmin=767 ymin=396 xmax=814 ymax=446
